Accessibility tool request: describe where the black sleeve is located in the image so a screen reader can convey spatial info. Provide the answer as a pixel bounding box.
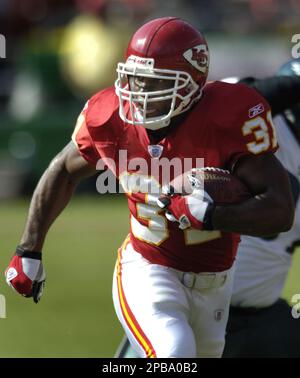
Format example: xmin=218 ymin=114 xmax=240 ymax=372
xmin=238 ymin=76 xmax=300 ymax=116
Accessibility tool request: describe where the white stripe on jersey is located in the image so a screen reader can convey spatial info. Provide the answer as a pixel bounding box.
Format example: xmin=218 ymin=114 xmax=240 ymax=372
xmin=231 ymin=115 xmax=300 ymax=308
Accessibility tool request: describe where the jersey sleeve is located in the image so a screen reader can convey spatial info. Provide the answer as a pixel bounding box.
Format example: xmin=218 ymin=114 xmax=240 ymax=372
xmin=220 ymin=85 xmax=278 ymax=171
xmin=71 ymin=87 xmax=119 ymax=167
xmin=72 ymin=101 xmax=100 ymax=166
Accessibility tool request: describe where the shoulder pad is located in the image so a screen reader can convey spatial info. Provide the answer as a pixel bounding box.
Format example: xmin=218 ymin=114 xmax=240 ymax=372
xmin=85 ymin=87 xmax=119 ymax=128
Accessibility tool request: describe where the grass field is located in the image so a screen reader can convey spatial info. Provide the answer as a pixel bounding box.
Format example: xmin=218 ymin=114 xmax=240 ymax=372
xmin=0 ymin=195 xmax=129 ymax=357
xmin=0 ymin=195 xmax=299 ymax=357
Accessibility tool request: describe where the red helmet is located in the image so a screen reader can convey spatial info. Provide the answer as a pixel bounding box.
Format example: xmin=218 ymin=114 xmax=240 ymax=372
xmin=115 ymin=17 xmax=209 ymax=130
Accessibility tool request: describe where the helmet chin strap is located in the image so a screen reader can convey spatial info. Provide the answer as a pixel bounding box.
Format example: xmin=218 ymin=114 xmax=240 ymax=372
xmin=134 ymin=88 xmax=202 ymax=130
xmin=134 ymin=110 xmax=171 ymax=130
xmin=145 ymin=119 xmax=170 ymax=130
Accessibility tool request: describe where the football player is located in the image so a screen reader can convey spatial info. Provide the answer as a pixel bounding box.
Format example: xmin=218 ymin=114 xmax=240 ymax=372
xmin=222 ymin=59 xmax=300 ymax=358
xmin=4 ymin=17 xmax=294 ymax=358
xmin=115 ymin=65 xmax=300 ymax=358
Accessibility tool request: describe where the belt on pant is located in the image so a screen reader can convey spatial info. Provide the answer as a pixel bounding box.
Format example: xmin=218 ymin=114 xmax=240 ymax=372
xmin=179 ymin=271 xmax=228 ymax=290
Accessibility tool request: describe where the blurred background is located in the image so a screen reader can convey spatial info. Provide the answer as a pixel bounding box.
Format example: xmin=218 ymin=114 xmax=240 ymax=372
xmin=0 ymin=0 xmax=299 ymax=357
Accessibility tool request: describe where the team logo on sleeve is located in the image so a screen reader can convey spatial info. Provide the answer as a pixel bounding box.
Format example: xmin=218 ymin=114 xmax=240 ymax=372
xmin=248 ymin=103 xmax=265 ymax=118
xmin=183 ymin=44 xmax=209 ymax=74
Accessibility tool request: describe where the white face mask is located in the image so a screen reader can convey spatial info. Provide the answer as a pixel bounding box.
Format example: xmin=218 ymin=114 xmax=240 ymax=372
xmin=115 ymin=55 xmax=200 ymax=130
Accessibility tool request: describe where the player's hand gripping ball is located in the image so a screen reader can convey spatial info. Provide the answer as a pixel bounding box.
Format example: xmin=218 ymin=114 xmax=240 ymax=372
xmin=157 ymin=167 xmax=251 ymax=230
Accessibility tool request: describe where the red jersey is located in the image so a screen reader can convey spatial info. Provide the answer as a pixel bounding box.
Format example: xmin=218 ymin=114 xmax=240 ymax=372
xmin=72 ymin=81 xmax=277 ymax=273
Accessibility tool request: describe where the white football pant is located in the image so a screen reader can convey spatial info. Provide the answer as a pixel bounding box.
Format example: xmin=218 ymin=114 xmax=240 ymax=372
xmin=112 ymin=238 xmax=235 ymax=358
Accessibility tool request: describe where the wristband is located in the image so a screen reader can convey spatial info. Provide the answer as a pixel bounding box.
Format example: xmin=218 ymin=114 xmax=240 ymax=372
xmin=16 ymin=246 xmax=42 ymax=260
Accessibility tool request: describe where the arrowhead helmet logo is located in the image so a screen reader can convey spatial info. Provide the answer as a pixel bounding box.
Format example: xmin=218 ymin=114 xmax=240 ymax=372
xmin=183 ymin=44 xmax=209 ymax=74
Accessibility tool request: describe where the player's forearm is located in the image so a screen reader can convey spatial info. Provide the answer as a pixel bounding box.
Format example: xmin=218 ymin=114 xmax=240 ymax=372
xmin=211 ymin=194 xmax=293 ymax=236
xmin=19 ymin=159 xmax=78 ymax=251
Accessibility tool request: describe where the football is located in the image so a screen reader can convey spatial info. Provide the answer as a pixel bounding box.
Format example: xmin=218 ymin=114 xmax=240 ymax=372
xmin=169 ymin=167 xmax=252 ymax=205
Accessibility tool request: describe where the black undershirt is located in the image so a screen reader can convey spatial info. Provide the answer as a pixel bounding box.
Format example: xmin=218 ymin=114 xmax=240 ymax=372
xmin=238 ymin=75 xmax=300 ymax=116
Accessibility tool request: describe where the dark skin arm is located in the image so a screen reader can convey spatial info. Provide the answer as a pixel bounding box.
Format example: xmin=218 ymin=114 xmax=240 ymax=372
xmin=19 ymin=142 xmax=97 ymax=252
xmin=211 ymin=152 xmax=294 ymax=236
